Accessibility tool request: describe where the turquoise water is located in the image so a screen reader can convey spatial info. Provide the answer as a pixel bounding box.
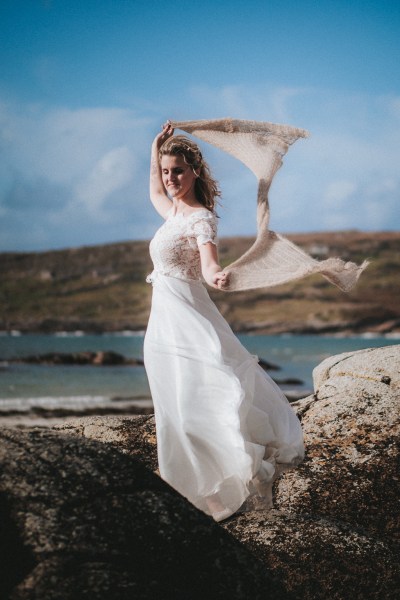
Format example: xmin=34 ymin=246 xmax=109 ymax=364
xmin=0 ymin=332 xmax=398 ymax=405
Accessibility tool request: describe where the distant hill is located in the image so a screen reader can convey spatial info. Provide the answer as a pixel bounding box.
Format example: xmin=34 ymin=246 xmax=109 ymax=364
xmin=1 ymin=231 xmax=400 ymax=335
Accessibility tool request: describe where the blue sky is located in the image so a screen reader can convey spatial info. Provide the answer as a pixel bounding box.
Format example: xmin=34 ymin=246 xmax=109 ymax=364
xmin=1 ymin=0 xmax=399 ymax=251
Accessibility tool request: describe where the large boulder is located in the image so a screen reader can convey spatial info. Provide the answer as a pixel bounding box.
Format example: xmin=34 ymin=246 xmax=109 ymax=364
xmin=275 ymin=345 xmax=400 ymax=542
xmin=55 ymin=345 xmax=400 ymax=598
xmin=56 ymin=414 xmax=159 ymax=471
xmin=223 ymin=510 xmax=396 ymax=599
xmin=0 ymin=427 xmax=289 ymax=600
xmin=6 ymin=345 xmax=398 ymax=598
xmin=231 ymin=344 xmax=400 ymax=599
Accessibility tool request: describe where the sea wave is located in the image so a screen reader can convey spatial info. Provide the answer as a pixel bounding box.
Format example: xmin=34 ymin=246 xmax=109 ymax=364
xmin=0 ymin=394 xmax=153 ymax=415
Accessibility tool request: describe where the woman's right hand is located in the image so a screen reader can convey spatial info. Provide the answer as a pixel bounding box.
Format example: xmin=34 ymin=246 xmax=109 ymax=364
xmin=153 ymin=120 xmax=174 ymax=149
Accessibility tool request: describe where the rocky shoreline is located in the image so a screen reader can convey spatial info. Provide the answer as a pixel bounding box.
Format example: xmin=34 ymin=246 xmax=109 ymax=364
xmin=2 ymin=350 xmax=282 ymax=371
xmin=3 ymin=350 xmax=145 ymax=366
xmin=0 ymin=351 xmax=309 ymax=426
xmin=3 ymin=316 xmax=400 ymax=336
xmin=234 ymin=316 xmax=400 ymax=336
xmin=0 ymin=345 xmax=399 ymax=598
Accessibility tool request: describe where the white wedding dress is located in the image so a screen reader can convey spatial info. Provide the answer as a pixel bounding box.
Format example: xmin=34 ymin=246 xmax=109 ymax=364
xmin=144 ymin=207 xmax=304 ymax=521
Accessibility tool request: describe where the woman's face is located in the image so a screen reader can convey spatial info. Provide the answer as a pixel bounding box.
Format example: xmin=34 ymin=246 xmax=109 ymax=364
xmin=161 ymin=154 xmax=197 ymax=201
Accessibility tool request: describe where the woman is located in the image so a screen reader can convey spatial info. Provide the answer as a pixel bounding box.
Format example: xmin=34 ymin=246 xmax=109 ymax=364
xmin=144 ymin=121 xmax=304 ymax=522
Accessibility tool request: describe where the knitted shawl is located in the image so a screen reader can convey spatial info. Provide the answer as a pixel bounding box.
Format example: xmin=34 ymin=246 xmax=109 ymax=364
xmin=171 ymin=118 xmax=368 ymax=292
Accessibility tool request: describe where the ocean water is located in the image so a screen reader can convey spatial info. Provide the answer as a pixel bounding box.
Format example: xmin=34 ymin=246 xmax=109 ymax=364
xmin=0 ymin=331 xmax=398 ymax=416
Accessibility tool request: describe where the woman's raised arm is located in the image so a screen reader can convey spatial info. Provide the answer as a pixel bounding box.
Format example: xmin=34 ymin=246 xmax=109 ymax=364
xmin=149 ymin=122 xmax=174 ymax=218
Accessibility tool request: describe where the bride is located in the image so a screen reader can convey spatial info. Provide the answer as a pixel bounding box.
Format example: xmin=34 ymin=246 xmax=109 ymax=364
xmin=143 ymin=120 xmax=304 ymax=522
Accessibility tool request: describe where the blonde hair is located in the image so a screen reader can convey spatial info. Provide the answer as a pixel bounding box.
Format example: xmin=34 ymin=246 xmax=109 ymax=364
xmin=159 ymin=135 xmax=221 ymax=211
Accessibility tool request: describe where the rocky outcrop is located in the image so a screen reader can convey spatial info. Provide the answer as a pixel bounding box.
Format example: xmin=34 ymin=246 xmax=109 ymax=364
xmin=2 ymin=345 xmax=399 ymax=598
xmin=56 ymin=415 xmax=159 ymax=472
xmin=4 ymin=351 xmax=144 ymax=366
xmin=3 ymin=352 xmax=292 ymax=382
xmin=231 ymin=344 xmax=400 ymax=599
xmin=223 ymin=510 xmax=396 ymax=599
xmin=0 ymin=427 xmax=288 ymax=600
xmin=275 ymin=345 xmax=400 ymax=542
xmin=55 ymin=345 xmax=400 ymax=598
xmin=4 ymin=351 xmax=280 ymax=372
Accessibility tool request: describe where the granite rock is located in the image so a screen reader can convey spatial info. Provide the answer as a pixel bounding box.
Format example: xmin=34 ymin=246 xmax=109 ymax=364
xmin=4 ymin=344 xmax=399 ymax=598
xmin=275 ymin=345 xmax=400 ymax=544
xmin=223 ymin=510 xmax=397 ymax=600
xmin=0 ymin=427 xmax=288 ymax=600
xmin=57 ymin=345 xmax=400 ymax=598
xmin=56 ymin=415 xmax=158 ymax=472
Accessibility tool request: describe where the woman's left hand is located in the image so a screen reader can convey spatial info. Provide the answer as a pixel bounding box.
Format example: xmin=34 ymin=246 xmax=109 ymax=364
xmin=153 ymin=120 xmax=174 ymax=150
xmin=213 ymin=271 xmax=229 ymax=289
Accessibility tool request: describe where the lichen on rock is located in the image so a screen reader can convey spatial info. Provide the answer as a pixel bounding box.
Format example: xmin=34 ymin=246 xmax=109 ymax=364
xmin=0 ymin=427 xmax=284 ymax=599
xmin=1 ymin=345 xmax=399 ymax=598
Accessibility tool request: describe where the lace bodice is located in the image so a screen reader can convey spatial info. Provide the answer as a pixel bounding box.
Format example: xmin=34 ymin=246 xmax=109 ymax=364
xmin=148 ymin=208 xmax=218 ymax=282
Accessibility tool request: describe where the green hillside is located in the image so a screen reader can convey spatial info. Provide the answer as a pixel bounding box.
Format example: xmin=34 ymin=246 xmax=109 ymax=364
xmin=1 ymin=231 xmax=399 ymax=335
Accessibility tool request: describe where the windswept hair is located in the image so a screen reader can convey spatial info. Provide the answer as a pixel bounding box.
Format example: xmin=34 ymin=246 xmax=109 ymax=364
xmin=159 ymin=135 xmax=221 ymax=212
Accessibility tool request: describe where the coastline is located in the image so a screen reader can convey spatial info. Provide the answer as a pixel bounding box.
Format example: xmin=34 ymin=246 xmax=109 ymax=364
xmin=0 ymin=318 xmax=400 ymax=339
xmin=2 ymin=230 xmax=400 ymax=338
xmin=2 ymin=344 xmax=399 ymax=597
xmin=1 ymin=332 xmax=398 ymax=429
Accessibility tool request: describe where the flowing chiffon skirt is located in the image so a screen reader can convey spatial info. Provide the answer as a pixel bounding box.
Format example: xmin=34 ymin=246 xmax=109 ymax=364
xmin=143 ymin=273 xmax=304 ymax=521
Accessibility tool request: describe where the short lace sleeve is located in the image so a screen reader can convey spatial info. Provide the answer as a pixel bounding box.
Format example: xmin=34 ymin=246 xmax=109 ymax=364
xmin=190 ymin=212 xmax=218 ymax=247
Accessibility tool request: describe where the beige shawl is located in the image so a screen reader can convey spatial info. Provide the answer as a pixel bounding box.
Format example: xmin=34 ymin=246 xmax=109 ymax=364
xmin=171 ymin=118 xmax=368 ymax=292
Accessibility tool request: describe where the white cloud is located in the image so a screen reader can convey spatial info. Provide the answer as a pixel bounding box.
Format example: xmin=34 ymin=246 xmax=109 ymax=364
xmin=0 ymin=86 xmax=399 ymax=250
xmin=0 ymin=100 xmax=156 ymax=248
xmin=186 ymin=84 xmax=308 ymax=123
xmin=324 ymin=180 xmax=358 ymax=207
xmin=76 ymin=146 xmax=135 ymax=218
xmin=0 ymin=103 xmax=149 ymax=184
xmin=269 ymin=87 xmax=309 ymax=124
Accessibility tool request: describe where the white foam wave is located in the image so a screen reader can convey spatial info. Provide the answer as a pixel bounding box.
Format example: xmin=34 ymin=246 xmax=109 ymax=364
xmin=107 ymin=330 xmax=145 ymax=337
xmin=0 ymin=395 xmax=112 ymax=412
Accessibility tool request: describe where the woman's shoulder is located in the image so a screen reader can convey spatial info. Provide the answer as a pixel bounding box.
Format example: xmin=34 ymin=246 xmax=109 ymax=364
xmin=188 ymin=208 xmax=217 ymax=224
xmin=188 ymin=209 xmax=218 ymax=244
